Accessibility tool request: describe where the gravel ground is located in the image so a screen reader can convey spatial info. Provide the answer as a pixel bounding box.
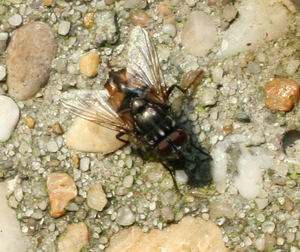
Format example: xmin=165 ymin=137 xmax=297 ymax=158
xmin=1 ymin=0 xmax=300 ymax=251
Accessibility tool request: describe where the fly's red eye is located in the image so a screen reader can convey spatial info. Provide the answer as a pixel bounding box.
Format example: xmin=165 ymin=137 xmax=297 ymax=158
xmin=156 ymin=139 xmax=172 ymax=159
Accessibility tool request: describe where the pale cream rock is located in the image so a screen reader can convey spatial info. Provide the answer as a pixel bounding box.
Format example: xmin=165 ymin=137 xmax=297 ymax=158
xmin=65 ymin=116 xmax=128 ymax=153
xmin=106 ymin=216 xmax=229 ymax=252
xmin=58 ymin=222 xmax=89 ymax=252
xmin=210 ymin=201 xmax=235 ymax=219
xmin=47 ymin=173 xmax=78 ymax=218
xmin=87 ymin=184 xmax=107 ymax=211
xmin=79 ymin=51 xmax=100 ymax=77
xmin=0 ymin=95 xmax=20 ymax=142
xmin=181 ymin=11 xmax=217 ymax=57
xmin=216 ymin=0 xmax=293 ymax=58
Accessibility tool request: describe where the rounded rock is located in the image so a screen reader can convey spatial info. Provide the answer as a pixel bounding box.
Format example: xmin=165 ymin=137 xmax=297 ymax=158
xmin=8 ymin=14 xmax=22 ymax=27
xmin=87 ymin=184 xmax=107 ymax=211
xmin=261 ymin=221 xmax=276 ymax=234
xmin=79 ymin=51 xmax=100 ymax=77
xmin=83 ymin=12 xmax=95 ymax=28
xmin=116 ymin=206 xmax=135 ymax=226
xmin=130 ymin=11 xmax=150 ymax=27
xmin=0 ymin=95 xmax=19 ymax=142
xmin=265 ymin=78 xmax=300 ymax=112
xmin=58 ymin=21 xmax=71 ymax=36
xmin=161 ymin=206 xmax=175 ymax=223
xmin=6 ymin=22 xmax=57 ymax=100
xmin=210 ymin=201 xmax=235 ymax=219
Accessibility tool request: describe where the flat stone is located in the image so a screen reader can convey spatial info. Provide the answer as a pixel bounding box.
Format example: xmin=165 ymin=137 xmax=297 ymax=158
xmin=0 ymin=95 xmax=20 ymax=142
xmin=6 ymin=22 xmax=57 ymax=100
xmin=210 ymin=201 xmax=235 ymax=219
xmin=47 ymin=173 xmax=77 ymax=218
xmin=181 ymin=11 xmax=217 ymax=57
xmin=58 ymin=222 xmax=89 ymax=252
xmin=106 ymin=216 xmax=229 ymax=252
xmin=87 ymin=184 xmax=107 ymax=211
xmin=66 ymin=116 xmax=128 ymax=153
xmin=58 ymin=21 xmax=71 ymax=35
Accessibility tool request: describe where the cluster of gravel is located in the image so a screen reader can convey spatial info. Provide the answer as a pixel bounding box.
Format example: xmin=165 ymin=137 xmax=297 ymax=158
xmin=0 ymin=0 xmax=300 ymax=251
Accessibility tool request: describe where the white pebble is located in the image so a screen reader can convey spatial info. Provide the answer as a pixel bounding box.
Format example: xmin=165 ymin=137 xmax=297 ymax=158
xmin=0 ymin=96 xmax=19 ymax=142
xmin=0 ymin=66 xmax=6 ymax=81
xmin=8 ymin=14 xmax=22 ymax=26
xmin=58 ymin=21 xmax=71 ymax=35
xmin=80 ymin=157 xmax=90 ymax=172
xmin=286 ymin=59 xmax=300 ymax=75
xmin=46 ymin=140 xmax=59 ymax=152
xmin=175 ymin=170 xmax=188 ymax=184
xmin=212 ymin=66 xmax=223 ymax=82
xmin=255 ymin=237 xmax=265 ymax=251
xmin=261 ymin=221 xmax=275 ymax=234
xmin=162 ymin=24 xmax=177 ymax=37
xmin=123 ymin=175 xmax=134 ymax=188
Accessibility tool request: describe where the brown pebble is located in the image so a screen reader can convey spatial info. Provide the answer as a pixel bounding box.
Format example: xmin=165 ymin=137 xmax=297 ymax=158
xmin=52 ymin=122 xmax=64 ymax=135
xmin=284 ymin=198 xmax=294 ymax=211
xmin=71 ymin=153 xmax=79 ymax=168
xmin=24 ymin=116 xmax=35 ymax=128
xmin=46 ymin=159 xmax=61 ymax=167
xmin=158 ymin=2 xmax=171 ymax=16
xmin=79 ymin=51 xmax=100 ymax=77
xmin=43 ymin=0 xmax=53 ymax=6
xmin=265 ymin=78 xmax=300 ymax=112
xmin=223 ymin=125 xmax=233 ymax=134
xmin=83 ymin=12 xmax=95 ymax=28
xmin=161 ymin=206 xmax=175 ymax=223
xmin=130 ymin=11 xmax=150 ymax=27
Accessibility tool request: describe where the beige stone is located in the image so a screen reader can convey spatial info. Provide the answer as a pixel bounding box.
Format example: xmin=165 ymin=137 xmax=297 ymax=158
xmin=47 ymin=173 xmax=77 ymax=218
xmin=7 ymin=22 xmax=57 ymax=100
xmin=79 ymin=51 xmax=100 ymax=77
xmin=106 ymin=216 xmax=229 ymax=252
xmin=87 ymin=184 xmax=107 ymax=211
xmin=65 ymin=116 xmax=128 ymax=153
xmin=58 ymin=222 xmax=89 ymax=252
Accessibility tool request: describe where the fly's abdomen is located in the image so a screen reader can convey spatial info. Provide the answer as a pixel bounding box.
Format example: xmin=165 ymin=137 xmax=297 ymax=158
xmin=131 ymin=99 xmax=175 ymax=145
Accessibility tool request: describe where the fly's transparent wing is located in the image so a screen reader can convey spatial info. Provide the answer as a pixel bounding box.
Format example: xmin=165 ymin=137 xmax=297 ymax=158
xmin=61 ymin=90 xmax=134 ymax=133
xmin=127 ymin=26 xmax=168 ymax=104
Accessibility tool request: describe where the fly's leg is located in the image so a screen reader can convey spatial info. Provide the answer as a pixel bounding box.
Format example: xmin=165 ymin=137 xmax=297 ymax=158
xmin=116 ymin=132 xmax=130 ymax=144
xmin=167 ymin=70 xmax=204 ymax=97
xmin=159 ymin=161 xmax=182 ymax=194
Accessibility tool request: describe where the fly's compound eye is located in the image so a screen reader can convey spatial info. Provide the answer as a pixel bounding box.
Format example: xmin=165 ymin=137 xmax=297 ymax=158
xmin=156 ymin=129 xmax=188 ymax=159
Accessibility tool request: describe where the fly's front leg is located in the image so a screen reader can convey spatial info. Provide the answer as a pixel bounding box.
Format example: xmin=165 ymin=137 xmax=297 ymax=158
xmin=159 ymin=160 xmax=182 ymax=195
xmin=116 ymin=132 xmax=130 ymax=145
xmin=168 ymin=70 xmax=204 ymax=98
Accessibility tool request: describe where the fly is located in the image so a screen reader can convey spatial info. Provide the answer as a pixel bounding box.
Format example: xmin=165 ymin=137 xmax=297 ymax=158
xmin=61 ymin=26 xmax=205 ymax=192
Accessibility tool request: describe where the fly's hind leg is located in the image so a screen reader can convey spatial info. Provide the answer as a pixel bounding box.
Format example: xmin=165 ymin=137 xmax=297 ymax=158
xmin=167 ymin=70 xmax=204 ymax=97
xmin=116 ymin=132 xmax=130 ymax=145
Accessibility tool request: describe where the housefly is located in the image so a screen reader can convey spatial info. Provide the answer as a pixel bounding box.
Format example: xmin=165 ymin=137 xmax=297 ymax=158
xmin=61 ymin=26 xmax=204 ymax=191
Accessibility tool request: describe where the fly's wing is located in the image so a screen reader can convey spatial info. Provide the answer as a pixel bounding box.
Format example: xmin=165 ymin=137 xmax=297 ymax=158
xmin=127 ymin=26 xmax=168 ymax=104
xmin=61 ymin=90 xmax=134 ymax=134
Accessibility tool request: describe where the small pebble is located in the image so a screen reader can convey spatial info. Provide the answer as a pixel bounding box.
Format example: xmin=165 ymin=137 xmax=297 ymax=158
xmin=162 ymin=24 xmax=176 ymax=37
xmin=0 ymin=95 xmax=20 ymax=142
xmin=161 ymin=206 xmax=175 ymax=223
xmin=87 ymin=184 xmax=107 ymax=211
xmin=265 ymin=234 xmax=277 ymax=249
xmin=286 ymin=59 xmax=300 ymax=75
xmin=83 ymin=12 xmax=95 ymax=28
xmin=265 ymin=78 xmax=300 ymax=112
xmin=255 ymin=237 xmax=265 ymax=251
xmin=24 ymin=115 xmax=35 ymax=128
xmin=116 ymin=206 xmax=135 ymax=226
xmin=43 ymin=0 xmax=53 ymax=6
xmin=200 ymin=87 xmax=218 ymax=107
xmin=0 ymin=66 xmax=6 ymax=81
xmin=255 ymin=198 xmax=269 ymax=210
xmin=47 ymin=173 xmax=78 ymax=218
xmin=47 ymin=140 xmax=59 ymax=152
xmin=8 ymin=14 xmax=22 ymax=27
xmin=261 ymin=221 xmax=275 ymax=234
xmin=284 ymin=198 xmax=294 ymax=211
xmin=212 ymin=66 xmax=223 ymax=82
xmin=80 ymin=157 xmax=90 ymax=172
xmin=210 ymin=201 xmax=235 ymax=219
xmin=57 ymin=223 xmax=89 ymax=252
xmin=79 ymin=51 xmax=100 ymax=77
xmin=71 ymin=153 xmax=79 ymax=168
xmin=0 ymin=32 xmax=8 ymax=54
xmin=130 ymin=11 xmax=150 ymax=27
xmin=247 ymin=61 xmax=261 ymax=74
xmin=52 ymin=122 xmax=63 ymax=135
xmin=123 ymin=175 xmax=134 ymax=188
xmin=175 ymin=170 xmax=188 ymax=184
xmin=58 ymin=21 xmax=71 ymax=36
